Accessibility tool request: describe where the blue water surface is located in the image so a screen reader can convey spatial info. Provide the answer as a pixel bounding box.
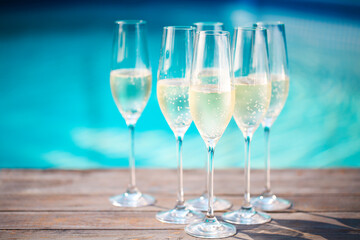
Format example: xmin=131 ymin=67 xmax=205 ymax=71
xmin=0 ymin=1 xmax=359 ymax=169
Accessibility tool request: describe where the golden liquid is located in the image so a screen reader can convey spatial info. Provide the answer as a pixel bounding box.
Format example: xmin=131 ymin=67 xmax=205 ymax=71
xmin=264 ymin=74 xmax=289 ymax=121
xmin=157 ymin=79 xmax=192 ymax=136
xmin=189 ymin=85 xmax=234 ymax=146
xmin=233 ymin=77 xmax=271 ymax=134
xmin=110 ymin=68 xmax=152 ymax=124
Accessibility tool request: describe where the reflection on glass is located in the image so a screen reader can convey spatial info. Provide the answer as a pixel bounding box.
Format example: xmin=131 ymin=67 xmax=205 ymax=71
xmin=185 ymin=30 xmax=236 ymax=238
xmin=193 ymin=22 xmax=224 ymax=31
xmin=156 ymin=26 xmax=204 ymax=224
xmin=251 ymin=22 xmax=292 ymax=211
xmin=222 ymin=27 xmax=271 ymax=225
xmin=186 ymin=21 xmax=232 ymax=212
xmin=109 ymin=20 xmax=156 ymax=207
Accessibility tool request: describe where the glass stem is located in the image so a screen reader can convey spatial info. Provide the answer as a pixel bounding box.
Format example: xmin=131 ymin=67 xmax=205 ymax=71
xmin=128 ymin=124 xmax=137 ymax=193
xmin=207 ymin=146 xmax=215 ymax=218
xmin=176 ymin=136 xmax=185 ymax=207
xmin=264 ymin=126 xmax=271 ymax=194
xmin=203 ymin=156 xmax=208 ymax=197
xmin=243 ymin=136 xmax=252 ymax=208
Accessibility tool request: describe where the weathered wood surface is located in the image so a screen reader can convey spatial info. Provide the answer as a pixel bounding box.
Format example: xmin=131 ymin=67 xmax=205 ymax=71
xmin=0 ymin=169 xmax=359 ymax=239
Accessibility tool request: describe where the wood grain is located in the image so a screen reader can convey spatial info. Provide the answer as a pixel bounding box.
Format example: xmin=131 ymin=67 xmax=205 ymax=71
xmin=1 ymin=229 xmax=358 ymax=240
xmin=0 ymin=169 xmax=359 ymax=239
xmin=0 ymin=211 xmax=359 ymax=230
xmin=1 ymin=169 xmax=359 ymax=195
xmin=0 ymin=194 xmax=359 ymax=212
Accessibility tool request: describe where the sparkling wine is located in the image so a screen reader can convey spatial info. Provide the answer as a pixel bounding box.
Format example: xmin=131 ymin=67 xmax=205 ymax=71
xmin=110 ymin=68 xmax=152 ymax=124
xmin=233 ymin=76 xmax=271 ymax=134
xmin=157 ymin=79 xmax=192 ymax=136
xmin=263 ymin=74 xmax=289 ymax=124
xmin=189 ymin=84 xmax=234 ymax=145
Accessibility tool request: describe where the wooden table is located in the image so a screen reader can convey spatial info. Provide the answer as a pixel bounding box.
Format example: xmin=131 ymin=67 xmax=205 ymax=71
xmin=0 ymin=169 xmax=359 ymax=239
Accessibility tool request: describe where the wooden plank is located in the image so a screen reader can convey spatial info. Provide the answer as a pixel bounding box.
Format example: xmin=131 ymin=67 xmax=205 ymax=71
xmin=1 ymin=169 xmax=360 ymax=195
xmin=1 ymin=229 xmax=359 ymax=240
xmin=0 ymin=211 xmax=359 ymax=230
xmin=0 ymin=169 xmax=359 ymax=239
xmin=0 ymin=194 xmax=359 ymax=212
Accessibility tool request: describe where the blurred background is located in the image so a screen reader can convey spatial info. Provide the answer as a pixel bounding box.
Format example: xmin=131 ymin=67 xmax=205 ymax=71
xmin=0 ymin=0 xmax=359 ymax=169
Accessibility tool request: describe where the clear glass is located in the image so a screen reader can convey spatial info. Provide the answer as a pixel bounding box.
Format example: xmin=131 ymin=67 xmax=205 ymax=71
xmin=251 ymin=22 xmax=292 ymax=211
xmin=222 ymin=27 xmax=271 ymax=225
xmin=186 ymin=22 xmax=232 ymax=212
xmin=193 ymin=22 xmax=224 ymax=31
xmin=156 ymin=26 xmax=204 ymax=224
xmin=109 ymin=20 xmax=156 ymax=207
xmin=185 ymin=30 xmax=236 ymax=238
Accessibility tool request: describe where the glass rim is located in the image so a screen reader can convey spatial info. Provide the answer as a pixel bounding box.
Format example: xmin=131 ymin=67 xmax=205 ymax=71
xmin=115 ymin=20 xmax=146 ymax=25
xmin=163 ymin=26 xmax=195 ymax=31
xmin=234 ymin=26 xmax=266 ymax=31
xmin=255 ymin=21 xmax=285 ymax=26
xmin=197 ymin=30 xmax=229 ymax=36
xmin=193 ymin=21 xmax=224 ymax=26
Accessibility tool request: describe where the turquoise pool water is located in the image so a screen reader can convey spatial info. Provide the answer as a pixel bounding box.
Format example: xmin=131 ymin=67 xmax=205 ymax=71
xmin=0 ymin=2 xmax=359 ymax=169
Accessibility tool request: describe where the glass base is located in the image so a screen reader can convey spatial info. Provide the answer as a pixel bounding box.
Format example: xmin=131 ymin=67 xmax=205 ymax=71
xmin=222 ymin=207 xmax=271 ymax=225
xmin=185 ymin=216 xmax=236 ymax=239
xmin=109 ymin=189 xmax=156 ymax=207
xmin=156 ymin=205 xmax=204 ymax=224
xmin=186 ymin=194 xmax=232 ymax=211
xmin=251 ymin=194 xmax=292 ymax=211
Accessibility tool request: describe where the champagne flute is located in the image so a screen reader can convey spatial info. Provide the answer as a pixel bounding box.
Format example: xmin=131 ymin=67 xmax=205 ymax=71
xmin=109 ymin=20 xmax=155 ymax=207
xmin=156 ymin=26 xmax=204 ymax=224
xmin=185 ymin=30 xmax=236 ymax=238
xmin=186 ymin=22 xmax=233 ymax=212
xmin=222 ymin=27 xmax=271 ymax=224
xmin=251 ymin=22 xmax=291 ymax=211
